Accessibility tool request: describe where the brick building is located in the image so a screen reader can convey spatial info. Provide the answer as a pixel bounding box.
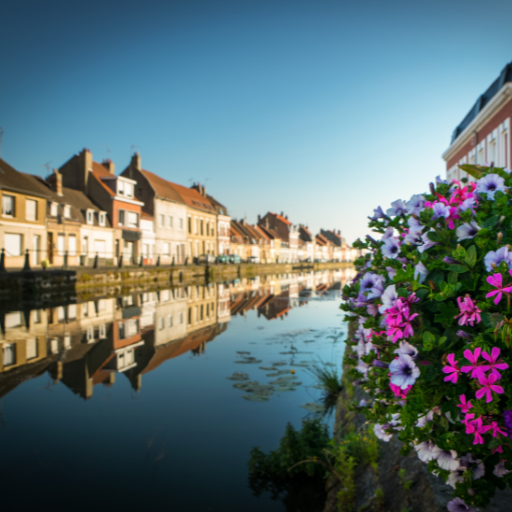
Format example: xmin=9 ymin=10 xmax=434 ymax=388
xmin=443 ymin=62 xmax=512 ymax=181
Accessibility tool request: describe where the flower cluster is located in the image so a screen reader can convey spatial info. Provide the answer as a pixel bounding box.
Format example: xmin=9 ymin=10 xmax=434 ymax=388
xmin=342 ymin=167 xmax=512 ymax=510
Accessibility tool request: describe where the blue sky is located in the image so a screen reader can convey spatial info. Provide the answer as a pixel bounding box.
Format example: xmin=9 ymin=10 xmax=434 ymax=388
xmin=2 ymin=0 xmax=512 ymax=243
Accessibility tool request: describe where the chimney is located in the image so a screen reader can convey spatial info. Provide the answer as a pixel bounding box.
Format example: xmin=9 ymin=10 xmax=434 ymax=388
xmin=103 ymin=159 xmax=115 ymax=175
xmin=80 ymin=148 xmax=93 ymax=191
xmin=257 ymin=214 xmax=261 ymax=223
xmin=285 ymin=215 xmax=288 ymax=220
xmin=48 ymin=169 xmax=63 ymax=197
xmin=131 ymin=152 xmax=141 ymax=171
xmin=280 ymin=211 xmax=284 ymax=217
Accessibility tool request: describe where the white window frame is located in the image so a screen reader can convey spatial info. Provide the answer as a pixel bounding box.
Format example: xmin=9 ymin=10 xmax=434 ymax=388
xmin=63 ymin=204 xmax=71 ymax=219
xmin=50 ymin=202 xmax=58 ymax=216
xmin=26 ymin=199 xmax=37 ymax=221
xmin=87 ymin=209 xmax=94 ymax=225
xmin=2 ymin=194 xmax=15 ymax=217
xmin=168 ymin=216 xmax=173 ymax=228
xmin=159 ymin=214 xmax=165 ymax=227
xmin=99 ymin=212 xmax=106 ymax=226
xmin=68 ymin=235 xmax=77 ymax=256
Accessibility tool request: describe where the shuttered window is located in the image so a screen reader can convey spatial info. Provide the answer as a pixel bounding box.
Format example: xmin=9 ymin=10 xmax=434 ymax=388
xmin=4 ymin=233 xmax=22 ymax=256
xmin=26 ymin=199 xmax=37 ymax=221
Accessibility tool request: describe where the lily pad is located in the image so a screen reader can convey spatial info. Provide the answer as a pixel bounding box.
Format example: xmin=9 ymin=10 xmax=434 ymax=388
xmin=259 ymin=366 xmax=275 ymax=371
xmin=235 ymin=357 xmax=262 ymax=364
xmin=237 ymin=351 xmax=251 ymax=355
xmin=227 ymin=372 xmax=250 ymax=381
xmin=301 ymin=403 xmax=326 ymax=413
xmin=242 ymin=394 xmax=270 ymax=402
xmin=274 ymin=386 xmax=297 ymax=393
xmin=272 ymin=362 xmax=287 ymax=367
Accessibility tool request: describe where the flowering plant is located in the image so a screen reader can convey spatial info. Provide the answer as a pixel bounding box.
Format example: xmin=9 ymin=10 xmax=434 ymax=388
xmin=342 ymin=165 xmax=512 ymax=511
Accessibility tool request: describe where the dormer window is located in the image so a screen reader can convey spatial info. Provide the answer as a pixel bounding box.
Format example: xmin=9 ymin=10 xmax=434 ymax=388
xmin=99 ymin=212 xmax=106 ymax=226
xmin=63 ymin=205 xmax=71 ymax=219
xmin=125 ymin=183 xmax=133 ymax=198
xmin=50 ymin=202 xmax=58 ymax=216
xmin=118 ymin=181 xmax=124 ymax=196
xmin=87 ymin=209 xmax=94 ymax=225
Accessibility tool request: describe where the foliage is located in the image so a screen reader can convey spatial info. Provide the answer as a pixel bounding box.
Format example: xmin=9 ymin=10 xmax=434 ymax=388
xmin=307 ymin=362 xmax=343 ymax=413
xmin=342 ymin=167 xmax=512 ymax=511
xmin=248 ymin=418 xmax=330 ymax=480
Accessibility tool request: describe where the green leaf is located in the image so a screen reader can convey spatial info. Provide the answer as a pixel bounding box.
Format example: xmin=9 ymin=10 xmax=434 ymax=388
xmin=458 ymin=164 xmax=483 ymax=178
xmin=434 ymin=301 xmax=458 ymax=326
xmin=483 ymin=215 xmax=499 ymax=229
xmin=447 ymin=271 xmax=458 ymax=285
xmin=427 ymin=231 xmax=441 ymax=242
xmin=465 ymin=245 xmax=477 ymax=268
xmin=423 ymin=331 xmax=435 ymax=351
xmin=423 ymin=364 xmax=439 ymax=381
xmin=448 ymin=264 xmax=468 ymax=274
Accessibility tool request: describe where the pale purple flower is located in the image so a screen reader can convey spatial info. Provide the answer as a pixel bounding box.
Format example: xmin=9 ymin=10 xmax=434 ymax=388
xmin=394 ymin=341 xmax=418 ymax=359
xmin=416 ymin=409 xmax=435 ymax=428
xmin=360 ymin=272 xmax=384 ymax=299
xmin=431 ymin=202 xmax=451 ymax=220
xmin=358 ymin=399 xmax=368 ymax=407
xmin=436 ymin=175 xmax=448 ymax=184
xmin=418 ymin=231 xmax=439 ymax=253
xmin=407 ymin=194 xmax=425 ymax=215
xmin=433 ymin=447 xmax=460 ymax=471
xmin=386 ymin=266 xmax=397 ymax=280
xmin=389 ymin=353 xmax=420 ymax=389
xmin=456 ymin=221 xmax=480 ymax=241
xmin=447 ymin=498 xmax=477 ymax=512
xmin=369 ymin=206 xmax=386 ymax=220
xmin=407 ymin=216 xmax=423 ymax=232
xmin=381 ymin=226 xmax=394 ymax=240
xmin=414 ymin=440 xmax=437 ymax=462
xmin=386 ymin=199 xmax=408 ymax=217
xmin=402 ymin=229 xmax=423 ymax=245
xmin=460 ymin=454 xmax=484 ymax=480
xmin=494 ymin=460 xmax=510 ymax=477
xmin=484 ymin=246 xmax=512 ymax=271
xmin=381 ymin=237 xmax=400 ymax=259
xmin=372 ymin=359 xmax=389 ymax=369
xmin=447 ymin=467 xmax=465 ymax=488
xmin=373 ymin=423 xmax=392 ymax=442
xmin=379 ymin=285 xmax=397 ymax=313
xmin=458 ymin=197 xmax=477 ymax=213
xmin=414 ymin=261 xmax=428 ymax=283
xmin=476 ymin=173 xmax=506 ymax=200
xmin=457 ymin=330 xmax=473 ymax=342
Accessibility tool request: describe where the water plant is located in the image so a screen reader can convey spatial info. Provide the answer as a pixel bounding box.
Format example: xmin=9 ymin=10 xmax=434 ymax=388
xmin=342 ymin=165 xmax=512 ymax=511
xmin=307 ymin=361 xmax=343 ymax=413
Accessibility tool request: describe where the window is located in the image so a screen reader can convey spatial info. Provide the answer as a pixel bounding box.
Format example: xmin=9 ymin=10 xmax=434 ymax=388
xmin=118 ymin=210 xmax=125 ymax=226
xmin=26 ymin=199 xmax=37 ymax=221
xmin=50 ymin=202 xmax=58 ymax=216
xmin=180 ymin=218 xmax=184 ymax=230
xmin=179 ymin=312 xmax=184 ymax=324
xmin=119 ymin=319 xmax=139 ymax=339
xmin=206 ymin=222 xmax=209 ymax=236
xmin=99 ymin=213 xmax=106 ymax=226
xmin=57 ymin=235 xmax=65 ymax=255
xmin=159 ymin=317 xmax=164 ymax=330
xmin=57 ymin=306 xmax=65 ymax=321
xmin=94 ymin=240 xmax=106 ymax=257
xmin=5 ymin=312 xmax=22 ymax=328
xmin=124 ymin=182 xmax=133 ymax=198
xmin=63 ymin=205 xmax=71 ymax=219
xmin=195 ymin=218 xmax=198 ymax=235
xmin=2 ymin=195 xmax=14 ymax=217
xmin=127 ymin=212 xmax=139 ymax=228
xmin=163 ymin=243 xmax=170 ymax=256
xmin=26 ymin=338 xmax=38 ymax=360
xmin=87 ymin=210 xmax=94 ymax=225
xmin=82 ymin=303 xmax=88 ymax=317
xmin=167 ymin=315 xmax=173 ymax=327
xmin=50 ymin=339 xmax=59 ymax=353
xmin=188 ymin=216 xmax=192 ymax=233
xmin=117 ymin=181 xmax=125 ymax=196
xmin=64 ymin=336 xmax=71 ymax=349
xmin=168 ymin=216 xmax=173 ymax=228
xmin=200 ymin=219 xmax=204 ymax=235
xmin=99 ymin=324 xmax=107 ymax=339
xmin=3 ymin=343 xmax=15 ymax=366
xmin=159 ymin=214 xmax=164 ymax=227
xmin=4 ymin=233 xmax=22 ymax=256
xmin=68 ymin=304 xmax=77 ymax=319
xmin=68 ymin=235 xmax=77 ymax=256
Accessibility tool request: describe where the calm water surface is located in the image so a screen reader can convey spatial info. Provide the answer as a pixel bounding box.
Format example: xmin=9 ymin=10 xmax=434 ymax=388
xmin=0 ymin=269 xmax=354 ymax=512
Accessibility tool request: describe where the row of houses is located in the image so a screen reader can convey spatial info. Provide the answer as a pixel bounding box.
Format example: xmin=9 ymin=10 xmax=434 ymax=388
xmin=0 ymin=149 xmax=356 ymax=268
xmin=0 ymin=269 xmax=354 ymax=400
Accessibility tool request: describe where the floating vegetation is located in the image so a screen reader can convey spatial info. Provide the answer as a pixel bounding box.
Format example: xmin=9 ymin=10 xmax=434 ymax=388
xmin=243 ymin=394 xmax=270 ymax=402
xmin=274 ymin=385 xmax=297 ymax=393
xmin=226 ymin=372 xmax=250 ymax=381
xmin=233 ymin=381 xmax=274 ymax=397
xmin=266 ymin=370 xmax=291 ymax=377
xmin=271 ymin=362 xmax=287 ymax=367
xmin=237 ymin=351 xmax=251 ymax=355
xmin=235 ymin=356 xmax=263 ymax=364
xmin=259 ymin=366 xmax=275 ymax=371
xmin=301 ymin=403 xmax=326 ymax=413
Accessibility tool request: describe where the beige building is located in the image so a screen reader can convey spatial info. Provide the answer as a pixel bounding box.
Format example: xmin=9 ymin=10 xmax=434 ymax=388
xmin=0 ymin=158 xmax=48 ymax=268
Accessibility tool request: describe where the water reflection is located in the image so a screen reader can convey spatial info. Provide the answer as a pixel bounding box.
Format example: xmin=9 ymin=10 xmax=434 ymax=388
xmin=0 ymin=269 xmax=353 ymax=401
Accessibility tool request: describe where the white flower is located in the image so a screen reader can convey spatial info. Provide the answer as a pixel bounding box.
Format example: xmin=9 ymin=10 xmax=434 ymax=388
xmin=414 ymin=440 xmax=437 ymax=462
xmin=374 ymin=423 xmax=392 ymax=442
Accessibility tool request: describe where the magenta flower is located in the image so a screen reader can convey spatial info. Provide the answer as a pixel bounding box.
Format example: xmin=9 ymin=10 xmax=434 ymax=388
xmin=462 ymin=413 xmax=476 ymax=434
xmin=461 ymin=348 xmax=490 ymax=380
xmin=486 ymin=273 xmax=512 ymax=305
xmin=481 ymin=347 xmax=509 ymax=379
xmin=457 ymin=394 xmax=473 ymax=413
xmin=442 ymin=354 xmax=460 ymax=383
xmin=476 ymin=373 xmax=505 ymax=403
xmin=454 ymin=295 xmax=481 ymax=326
xmin=465 ymin=416 xmax=491 ymax=444
xmin=489 ymin=421 xmax=507 ymax=438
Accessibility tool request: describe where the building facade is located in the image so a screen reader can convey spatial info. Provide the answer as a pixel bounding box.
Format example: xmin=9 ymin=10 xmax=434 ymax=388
xmin=444 ymin=62 xmax=512 ymax=181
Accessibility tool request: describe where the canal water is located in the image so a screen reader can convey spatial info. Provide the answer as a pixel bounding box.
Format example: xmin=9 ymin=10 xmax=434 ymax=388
xmin=0 ymin=269 xmax=354 ymax=512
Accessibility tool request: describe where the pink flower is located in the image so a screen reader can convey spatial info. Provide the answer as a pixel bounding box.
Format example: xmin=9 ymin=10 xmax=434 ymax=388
xmin=486 ymin=273 xmax=512 ymax=305
xmin=461 ymin=348 xmax=490 ymax=380
xmin=492 ymin=445 xmax=504 ymax=454
xmin=389 ymin=382 xmax=412 ymax=399
xmin=465 ymin=416 xmax=491 ymax=445
xmin=482 ymin=347 xmax=509 ymax=379
xmin=442 ymin=354 xmax=460 ymax=383
xmin=462 ymin=413 xmax=476 ymax=434
xmin=476 ymin=373 xmax=505 ymax=403
xmin=454 ymin=295 xmax=481 ymax=326
xmin=457 ymin=394 xmax=473 ymax=413
xmin=383 ymin=297 xmax=418 ymax=343
xmin=489 ymin=421 xmax=507 ymax=438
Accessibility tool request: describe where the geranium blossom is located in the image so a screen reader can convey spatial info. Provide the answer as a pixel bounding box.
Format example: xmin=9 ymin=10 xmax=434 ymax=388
xmin=461 ymin=348 xmax=490 ymax=380
xmin=486 ymin=273 xmax=512 ymax=304
xmin=442 ymin=354 xmax=460 ymax=383
xmin=457 ymin=395 xmax=473 ymax=414
xmin=476 ymin=373 xmax=504 ymax=403
xmin=454 ymin=295 xmax=481 ymax=326
xmin=481 ymin=347 xmax=509 ymax=378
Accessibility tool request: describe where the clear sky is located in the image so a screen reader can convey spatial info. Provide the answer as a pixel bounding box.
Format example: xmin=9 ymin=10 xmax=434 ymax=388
xmin=2 ymin=0 xmax=512 ymax=244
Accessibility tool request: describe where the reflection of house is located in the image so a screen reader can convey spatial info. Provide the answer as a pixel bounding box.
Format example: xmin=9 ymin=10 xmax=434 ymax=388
xmin=186 ymin=283 xmax=217 ymax=333
xmin=0 ymin=157 xmax=48 ymax=268
xmin=298 ymin=225 xmax=315 ymax=262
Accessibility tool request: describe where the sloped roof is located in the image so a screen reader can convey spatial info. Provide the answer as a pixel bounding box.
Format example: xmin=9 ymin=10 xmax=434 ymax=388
xmin=171 ymin=182 xmax=216 ymax=213
xmin=0 ymin=158 xmax=50 ymax=198
xmin=140 ymin=169 xmax=185 ymax=204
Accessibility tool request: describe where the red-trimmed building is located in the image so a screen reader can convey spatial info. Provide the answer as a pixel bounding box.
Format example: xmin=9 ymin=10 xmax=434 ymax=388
xmin=258 ymin=212 xmax=299 ymax=263
xmin=443 ymin=62 xmax=512 ymax=181
xmin=59 ymin=149 xmax=144 ymax=263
